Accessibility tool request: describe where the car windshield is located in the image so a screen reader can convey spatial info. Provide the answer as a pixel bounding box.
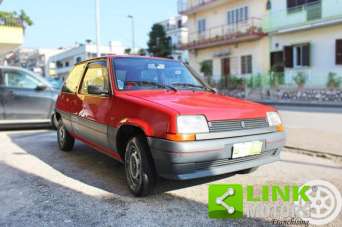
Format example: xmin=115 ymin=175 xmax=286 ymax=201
xmin=113 ymin=57 xmax=209 ymax=91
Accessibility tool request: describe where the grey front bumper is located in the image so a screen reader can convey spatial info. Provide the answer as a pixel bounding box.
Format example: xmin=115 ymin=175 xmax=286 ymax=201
xmin=148 ymin=132 xmax=286 ymax=180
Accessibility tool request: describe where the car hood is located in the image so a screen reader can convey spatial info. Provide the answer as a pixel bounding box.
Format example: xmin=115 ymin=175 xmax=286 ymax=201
xmin=125 ymin=90 xmax=273 ymax=121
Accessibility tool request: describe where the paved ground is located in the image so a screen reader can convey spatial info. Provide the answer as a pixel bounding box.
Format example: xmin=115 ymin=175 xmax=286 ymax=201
xmin=277 ymin=106 xmax=342 ymax=156
xmin=0 ymin=130 xmax=341 ymax=227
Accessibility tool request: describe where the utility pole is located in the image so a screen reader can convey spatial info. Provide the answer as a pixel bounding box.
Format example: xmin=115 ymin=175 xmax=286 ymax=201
xmin=95 ymin=0 xmax=101 ymax=57
xmin=128 ymin=15 xmax=135 ymax=54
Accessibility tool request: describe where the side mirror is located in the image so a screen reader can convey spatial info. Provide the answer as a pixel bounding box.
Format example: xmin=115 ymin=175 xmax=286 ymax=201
xmin=35 ymin=84 xmax=48 ymax=91
xmin=87 ymin=85 xmax=108 ymax=95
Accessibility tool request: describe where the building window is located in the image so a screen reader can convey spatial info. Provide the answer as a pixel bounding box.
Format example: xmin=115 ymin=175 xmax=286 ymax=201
xmin=197 ymin=19 xmax=206 ymax=34
xmin=336 ymin=39 xmax=342 ymax=65
xmin=284 ymin=43 xmax=310 ymax=68
xmin=177 ymin=19 xmax=183 ymax=28
xmin=287 ymin=0 xmax=320 ymax=10
xmin=241 ymin=55 xmax=252 ymax=74
xmin=65 ymin=61 xmax=69 ymax=67
xmin=76 ymin=57 xmax=82 ymax=63
xmin=228 ymin=6 xmax=248 ymax=25
xmin=56 ymin=61 xmax=63 ymax=68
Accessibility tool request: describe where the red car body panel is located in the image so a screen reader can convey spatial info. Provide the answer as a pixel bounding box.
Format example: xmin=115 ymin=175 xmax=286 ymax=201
xmin=56 ymin=56 xmax=278 ymax=163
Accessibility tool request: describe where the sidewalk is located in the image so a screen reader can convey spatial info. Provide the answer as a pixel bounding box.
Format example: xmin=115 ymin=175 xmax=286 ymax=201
xmin=278 ymin=108 xmax=342 ymax=157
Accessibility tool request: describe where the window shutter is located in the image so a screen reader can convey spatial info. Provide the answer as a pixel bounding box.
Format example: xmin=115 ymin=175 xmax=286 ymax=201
xmin=284 ymin=46 xmax=294 ymax=68
xmin=247 ymin=55 xmax=252 ymax=74
xmin=336 ymin=39 xmax=342 ymax=65
xmin=241 ymin=56 xmax=246 ymax=74
xmin=302 ymin=43 xmax=311 ymax=66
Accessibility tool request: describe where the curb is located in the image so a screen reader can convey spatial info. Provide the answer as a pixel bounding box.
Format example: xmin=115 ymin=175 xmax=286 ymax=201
xmin=285 ymin=146 xmax=342 ymax=161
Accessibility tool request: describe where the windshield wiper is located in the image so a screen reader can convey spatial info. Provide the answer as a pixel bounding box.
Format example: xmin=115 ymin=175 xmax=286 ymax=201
xmin=171 ymin=83 xmax=215 ymax=93
xmin=128 ymin=81 xmax=177 ymax=92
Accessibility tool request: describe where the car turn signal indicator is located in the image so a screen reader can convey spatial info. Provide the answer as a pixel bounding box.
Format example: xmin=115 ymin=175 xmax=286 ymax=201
xmin=166 ymin=133 xmax=196 ymax=142
xmin=276 ymin=124 xmax=285 ymax=132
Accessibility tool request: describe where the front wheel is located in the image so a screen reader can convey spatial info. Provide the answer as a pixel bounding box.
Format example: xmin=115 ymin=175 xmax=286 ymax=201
xmin=57 ymin=119 xmax=75 ymax=152
xmin=124 ymin=135 xmax=156 ymax=197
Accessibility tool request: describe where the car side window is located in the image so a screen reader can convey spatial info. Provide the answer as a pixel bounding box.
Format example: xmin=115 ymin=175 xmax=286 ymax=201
xmin=2 ymin=70 xmax=40 ymax=89
xmin=62 ymin=63 xmax=86 ymax=93
xmin=80 ymin=61 xmax=109 ymax=95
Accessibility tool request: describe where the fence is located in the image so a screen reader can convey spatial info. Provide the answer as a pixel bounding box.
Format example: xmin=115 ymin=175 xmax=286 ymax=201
xmin=204 ymin=72 xmax=342 ymax=103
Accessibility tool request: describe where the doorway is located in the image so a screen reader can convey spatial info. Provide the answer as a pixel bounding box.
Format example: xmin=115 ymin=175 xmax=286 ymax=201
xmin=221 ymin=58 xmax=230 ymax=88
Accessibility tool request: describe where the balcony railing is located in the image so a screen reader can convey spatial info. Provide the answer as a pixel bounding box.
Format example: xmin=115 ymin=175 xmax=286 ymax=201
xmin=178 ymin=0 xmax=219 ymax=14
xmin=181 ymin=18 xmax=265 ymax=50
xmin=264 ymin=0 xmax=342 ymax=32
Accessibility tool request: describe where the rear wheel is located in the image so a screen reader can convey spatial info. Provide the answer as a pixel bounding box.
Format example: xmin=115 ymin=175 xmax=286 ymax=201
xmin=57 ymin=119 xmax=75 ymax=152
xmin=124 ymin=135 xmax=156 ymax=197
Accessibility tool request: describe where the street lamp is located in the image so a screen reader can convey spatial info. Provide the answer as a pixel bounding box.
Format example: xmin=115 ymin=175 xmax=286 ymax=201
xmin=128 ymin=15 xmax=135 ymax=54
xmin=95 ymin=0 xmax=101 ymax=57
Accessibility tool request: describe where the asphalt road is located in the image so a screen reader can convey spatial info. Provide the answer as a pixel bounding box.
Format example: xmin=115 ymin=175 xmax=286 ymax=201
xmin=0 ymin=130 xmax=341 ymax=227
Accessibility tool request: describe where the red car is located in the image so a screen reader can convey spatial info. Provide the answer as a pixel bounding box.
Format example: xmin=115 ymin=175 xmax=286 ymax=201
xmin=55 ymin=56 xmax=286 ymax=196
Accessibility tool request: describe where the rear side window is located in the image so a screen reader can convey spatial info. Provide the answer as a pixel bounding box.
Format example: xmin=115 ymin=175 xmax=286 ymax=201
xmin=62 ymin=64 xmax=85 ymax=93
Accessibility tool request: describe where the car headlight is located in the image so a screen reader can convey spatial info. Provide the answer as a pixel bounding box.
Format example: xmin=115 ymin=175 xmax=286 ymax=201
xmin=266 ymin=112 xmax=282 ymax=126
xmin=267 ymin=112 xmax=284 ymax=132
xmin=177 ymin=115 xmax=209 ymax=134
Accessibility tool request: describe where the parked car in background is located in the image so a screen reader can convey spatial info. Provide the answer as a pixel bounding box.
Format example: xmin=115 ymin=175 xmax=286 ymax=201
xmin=0 ymin=66 xmax=58 ymax=129
xmin=55 ymin=56 xmax=286 ymax=197
xmin=46 ymin=77 xmax=64 ymax=90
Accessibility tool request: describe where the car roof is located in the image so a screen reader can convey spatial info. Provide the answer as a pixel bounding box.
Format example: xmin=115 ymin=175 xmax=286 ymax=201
xmin=0 ymin=65 xmax=32 ymax=71
xmin=75 ymin=55 xmax=179 ymax=66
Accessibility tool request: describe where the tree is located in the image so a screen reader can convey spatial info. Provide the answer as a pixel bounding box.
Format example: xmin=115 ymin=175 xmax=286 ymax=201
xmin=0 ymin=10 xmax=33 ymax=27
xmin=147 ymin=24 xmax=171 ymax=57
xmin=137 ymin=48 xmax=146 ymax=56
xmin=124 ymin=48 xmax=132 ymax=55
xmin=19 ymin=10 xmax=33 ymax=26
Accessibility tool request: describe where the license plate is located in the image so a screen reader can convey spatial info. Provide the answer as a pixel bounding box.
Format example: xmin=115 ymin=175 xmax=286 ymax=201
xmin=232 ymin=141 xmax=263 ymax=159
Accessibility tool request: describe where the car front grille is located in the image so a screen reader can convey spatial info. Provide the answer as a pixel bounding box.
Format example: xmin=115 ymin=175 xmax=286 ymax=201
xmin=208 ymin=118 xmax=269 ymax=133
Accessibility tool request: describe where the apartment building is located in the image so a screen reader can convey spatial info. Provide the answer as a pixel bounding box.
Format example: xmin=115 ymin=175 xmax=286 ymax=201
xmin=48 ymin=41 xmax=125 ymax=79
xmin=158 ymin=15 xmax=189 ymax=61
xmin=3 ymin=48 xmax=63 ymax=77
xmin=178 ymin=0 xmax=270 ymax=83
xmin=0 ymin=12 xmax=24 ymax=56
xmin=265 ymin=0 xmax=342 ymax=87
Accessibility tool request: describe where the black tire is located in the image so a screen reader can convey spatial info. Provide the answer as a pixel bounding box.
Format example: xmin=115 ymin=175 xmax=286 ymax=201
xmin=237 ymin=167 xmax=258 ymax=175
xmin=57 ymin=119 xmax=75 ymax=152
xmin=124 ymin=134 xmax=156 ymax=197
xmin=50 ymin=114 xmax=58 ymax=130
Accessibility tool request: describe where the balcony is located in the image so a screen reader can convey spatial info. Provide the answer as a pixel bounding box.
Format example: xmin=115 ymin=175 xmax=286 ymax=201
xmin=264 ymin=0 xmax=342 ymax=33
xmin=181 ymin=18 xmax=265 ymax=50
xmin=0 ymin=13 xmax=24 ymax=55
xmin=178 ymin=0 xmax=225 ymax=14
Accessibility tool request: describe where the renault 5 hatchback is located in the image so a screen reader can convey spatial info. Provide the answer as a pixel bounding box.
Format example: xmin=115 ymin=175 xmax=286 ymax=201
xmin=55 ymin=56 xmax=286 ymax=197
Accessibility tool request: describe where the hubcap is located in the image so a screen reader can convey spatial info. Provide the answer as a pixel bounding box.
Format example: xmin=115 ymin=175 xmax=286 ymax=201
xmin=125 ymin=140 xmax=142 ymax=191
xmin=58 ymin=125 xmax=65 ymax=145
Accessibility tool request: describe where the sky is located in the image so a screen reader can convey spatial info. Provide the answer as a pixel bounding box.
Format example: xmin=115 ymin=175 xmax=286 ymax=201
xmin=0 ymin=0 xmax=177 ymax=50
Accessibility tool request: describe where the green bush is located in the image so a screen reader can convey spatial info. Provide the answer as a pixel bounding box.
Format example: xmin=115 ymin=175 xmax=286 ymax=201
xmin=326 ymin=72 xmax=341 ymax=89
xmin=293 ymin=72 xmax=307 ymax=88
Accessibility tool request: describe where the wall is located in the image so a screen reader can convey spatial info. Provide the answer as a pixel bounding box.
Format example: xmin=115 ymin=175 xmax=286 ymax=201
xmin=189 ymin=36 xmax=269 ymax=80
xmin=270 ymin=23 xmax=342 ymax=87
